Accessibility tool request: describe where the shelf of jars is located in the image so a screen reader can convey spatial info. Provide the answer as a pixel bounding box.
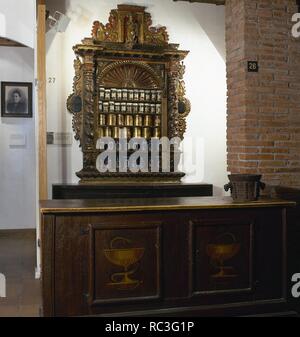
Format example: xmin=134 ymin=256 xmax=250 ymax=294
xmin=98 ymin=86 xmax=163 ymax=140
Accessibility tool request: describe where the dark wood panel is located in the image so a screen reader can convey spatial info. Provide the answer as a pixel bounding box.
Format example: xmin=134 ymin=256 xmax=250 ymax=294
xmin=52 ymin=183 xmax=213 ymax=200
xmin=41 ymin=215 xmax=55 ymax=317
xmin=271 ymin=186 xmax=300 ymax=314
xmin=53 ymin=217 xmax=90 ymax=317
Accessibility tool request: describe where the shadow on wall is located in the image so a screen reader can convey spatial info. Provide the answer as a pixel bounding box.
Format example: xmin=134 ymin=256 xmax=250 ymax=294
xmin=45 ymin=0 xmax=94 ymax=52
xmin=45 ymin=0 xmax=68 ymax=52
xmin=191 ymin=3 xmax=225 ymax=61
xmin=45 ymin=0 xmax=68 ymax=33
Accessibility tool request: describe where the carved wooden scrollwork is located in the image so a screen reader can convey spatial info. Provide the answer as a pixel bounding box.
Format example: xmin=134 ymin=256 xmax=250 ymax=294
xmin=98 ymin=61 xmax=162 ymax=89
xmin=67 ymin=57 xmax=83 ymax=145
xmin=144 ymin=12 xmax=169 ymax=45
xmin=92 ymin=5 xmax=169 ymax=46
xmin=177 ymin=63 xmax=191 ymax=136
xmin=92 ymin=11 xmax=119 ymax=43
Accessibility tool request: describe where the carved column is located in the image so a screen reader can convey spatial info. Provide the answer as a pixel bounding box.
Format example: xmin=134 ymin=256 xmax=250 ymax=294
xmin=81 ymin=52 xmax=98 ymax=177
xmin=167 ymin=59 xmax=180 ymax=139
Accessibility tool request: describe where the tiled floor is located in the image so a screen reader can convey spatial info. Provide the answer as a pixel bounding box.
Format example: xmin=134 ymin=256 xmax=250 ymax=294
xmin=0 ymin=230 xmax=41 ymax=317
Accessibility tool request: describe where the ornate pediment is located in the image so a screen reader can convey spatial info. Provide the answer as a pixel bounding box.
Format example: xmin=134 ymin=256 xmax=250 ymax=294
xmin=92 ymin=5 xmax=169 ymax=46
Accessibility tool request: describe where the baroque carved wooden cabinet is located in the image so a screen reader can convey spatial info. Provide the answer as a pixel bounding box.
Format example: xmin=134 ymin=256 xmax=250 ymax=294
xmin=67 ymin=4 xmax=190 ymax=183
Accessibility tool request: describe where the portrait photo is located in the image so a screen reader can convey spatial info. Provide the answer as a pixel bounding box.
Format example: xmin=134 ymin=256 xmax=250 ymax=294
xmin=1 ymin=82 xmax=32 ymax=118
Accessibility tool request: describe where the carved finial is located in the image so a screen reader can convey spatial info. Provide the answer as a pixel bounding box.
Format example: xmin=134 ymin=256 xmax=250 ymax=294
xmin=92 ymin=5 xmax=169 ymax=46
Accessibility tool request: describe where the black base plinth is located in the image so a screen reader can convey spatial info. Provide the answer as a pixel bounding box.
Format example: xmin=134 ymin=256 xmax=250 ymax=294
xmin=52 ymin=183 xmax=213 ymax=200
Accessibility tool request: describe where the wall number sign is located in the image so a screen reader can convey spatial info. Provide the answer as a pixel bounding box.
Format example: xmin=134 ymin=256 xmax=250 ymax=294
xmin=247 ymin=61 xmax=259 ymax=72
xmin=48 ymin=77 xmax=56 ymax=84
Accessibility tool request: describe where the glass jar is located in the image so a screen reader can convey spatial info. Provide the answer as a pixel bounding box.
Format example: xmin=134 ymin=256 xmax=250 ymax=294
xmin=99 ymin=114 xmax=106 ymax=126
xmin=109 ymin=101 xmax=115 ymax=113
xmin=121 ymin=102 xmax=127 ymax=113
xmin=118 ymin=114 xmax=125 ymax=127
xmin=127 ymin=103 xmax=133 ymax=114
xmin=142 ymin=127 xmax=151 ymax=139
xmin=117 ymin=89 xmax=122 ymax=100
xmin=105 ymin=89 xmax=111 ymax=100
xmin=103 ymin=102 xmax=109 ymax=113
xmin=111 ymin=88 xmax=117 ymax=100
xmin=133 ymin=127 xmax=142 ymax=138
xmin=128 ymin=90 xmax=134 ymax=101
xmin=107 ymin=114 xmax=117 ymax=126
xmin=144 ymin=115 xmax=152 ymax=127
xmin=139 ymin=103 xmax=145 ymax=114
xmin=122 ymin=89 xmax=128 ymax=101
xmin=156 ymin=103 xmax=161 ymax=114
xmin=140 ymin=90 xmax=145 ymax=101
xmin=145 ymin=90 xmax=151 ymax=101
xmin=115 ymin=102 xmax=121 ymax=113
xmin=134 ymin=115 xmax=143 ymax=126
xmin=99 ymin=87 xmax=105 ymax=100
xmin=125 ymin=115 xmax=133 ymax=126
xmin=151 ymin=104 xmax=156 ymax=114
xmin=151 ymin=90 xmax=157 ymax=102
xmin=132 ymin=103 xmax=139 ymax=114
xmin=134 ymin=90 xmax=140 ymax=101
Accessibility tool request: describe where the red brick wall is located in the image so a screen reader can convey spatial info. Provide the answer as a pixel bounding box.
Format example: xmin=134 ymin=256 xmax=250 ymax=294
xmin=226 ymin=0 xmax=300 ymax=187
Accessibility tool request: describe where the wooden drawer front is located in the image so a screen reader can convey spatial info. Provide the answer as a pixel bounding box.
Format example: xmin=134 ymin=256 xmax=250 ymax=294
xmin=88 ymin=223 xmax=162 ymax=306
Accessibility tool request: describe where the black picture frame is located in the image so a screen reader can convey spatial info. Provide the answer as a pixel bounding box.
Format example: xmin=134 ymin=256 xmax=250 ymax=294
xmin=1 ymin=82 xmax=33 ymax=118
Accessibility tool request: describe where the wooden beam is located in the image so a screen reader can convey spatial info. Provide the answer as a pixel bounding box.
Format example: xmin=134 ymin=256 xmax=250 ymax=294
xmin=0 ymin=37 xmax=26 ymax=47
xmin=37 ymin=1 xmax=48 ymax=200
xmin=173 ymin=0 xmax=225 ymax=5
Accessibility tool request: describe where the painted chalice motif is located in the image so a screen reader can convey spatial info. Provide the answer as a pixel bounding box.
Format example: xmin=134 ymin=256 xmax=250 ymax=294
xmin=206 ymin=233 xmax=241 ymax=279
xmin=104 ymin=237 xmax=145 ymax=290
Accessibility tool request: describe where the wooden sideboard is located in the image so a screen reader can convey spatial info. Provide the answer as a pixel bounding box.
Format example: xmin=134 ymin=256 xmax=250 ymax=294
xmin=40 ymin=197 xmax=297 ymax=317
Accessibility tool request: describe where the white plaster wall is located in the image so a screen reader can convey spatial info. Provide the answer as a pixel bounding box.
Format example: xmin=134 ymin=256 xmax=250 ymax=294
xmin=46 ymin=0 xmax=227 ymax=196
xmin=0 ymin=47 xmax=36 ymax=229
xmin=0 ymin=0 xmax=35 ymax=48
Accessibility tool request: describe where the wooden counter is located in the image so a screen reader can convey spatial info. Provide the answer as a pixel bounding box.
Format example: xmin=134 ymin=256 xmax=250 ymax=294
xmin=41 ymin=196 xmax=294 ymax=213
xmin=40 ymin=197 xmax=297 ymax=317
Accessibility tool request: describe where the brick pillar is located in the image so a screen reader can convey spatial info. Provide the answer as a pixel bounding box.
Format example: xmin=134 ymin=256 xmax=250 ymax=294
xmin=226 ymin=0 xmax=300 ymax=187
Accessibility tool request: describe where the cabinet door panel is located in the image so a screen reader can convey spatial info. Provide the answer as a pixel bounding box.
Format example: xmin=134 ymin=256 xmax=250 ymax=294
xmin=191 ymin=220 xmax=253 ymax=295
xmin=88 ymin=223 xmax=162 ymax=306
xmin=188 ymin=208 xmax=286 ymax=306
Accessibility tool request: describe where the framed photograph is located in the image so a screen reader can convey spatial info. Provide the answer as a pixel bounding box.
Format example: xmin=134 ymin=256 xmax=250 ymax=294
xmin=1 ymin=82 xmax=33 ymax=118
